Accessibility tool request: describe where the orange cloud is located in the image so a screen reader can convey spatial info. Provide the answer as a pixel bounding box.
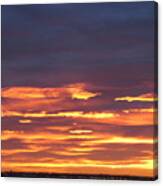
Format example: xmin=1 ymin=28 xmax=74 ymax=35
xmin=1 ymin=86 xmax=157 ymax=177
xmin=122 ymin=108 xmax=155 ymax=113
xmin=2 ymin=110 xmax=115 ymax=118
xmin=2 ymin=108 xmax=155 ymax=126
xmin=2 ymin=159 xmax=156 ymax=177
xmin=80 ymin=136 xmax=155 ymax=146
xmin=2 ymin=129 xmax=155 ymax=145
xmin=115 ymin=93 xmax=157 ymax=102
xmin=2 ymin=126 xmax=156 ymax=177
xmin=19 ymin=119 xmax=32 ymax=124
xmin=69 ymin=129 xmax=93 ymax=134
xmin=65 ymin=83 xmax=101 ymax=100
xmin=2 ymin=83 xmax=100 ymax=101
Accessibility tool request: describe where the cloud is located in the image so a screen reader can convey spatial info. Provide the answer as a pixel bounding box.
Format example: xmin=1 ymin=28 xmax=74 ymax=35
xmin=115 ymin=93 xmax=157 ymax=102
xmin=2 ymin=108 xmax=155 ymax=126
xmin=19 ymin=119 xmax=32 ymax=124
xmin=2 ymin=83 xmax=101 ymax=100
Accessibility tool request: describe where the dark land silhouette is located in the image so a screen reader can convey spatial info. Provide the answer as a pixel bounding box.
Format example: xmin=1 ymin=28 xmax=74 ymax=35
xmin=1 ymin=172 xmax=158 ymax=181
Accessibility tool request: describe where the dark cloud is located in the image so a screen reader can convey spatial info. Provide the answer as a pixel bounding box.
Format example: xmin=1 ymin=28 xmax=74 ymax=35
xmin=2 ymin=2 xmax=155 ymax=88
xmin=2 ymin=138 xmax=27 ymax=150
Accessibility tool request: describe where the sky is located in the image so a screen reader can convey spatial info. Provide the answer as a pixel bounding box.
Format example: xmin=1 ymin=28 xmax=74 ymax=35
xmin=1 ymin=1 xmax=157 ymax=178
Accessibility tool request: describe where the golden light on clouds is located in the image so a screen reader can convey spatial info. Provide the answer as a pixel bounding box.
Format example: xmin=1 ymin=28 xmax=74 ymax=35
xmin=2 ymin=83 xmax=100 ymax=100
xmin=122 ymin=108 xmax=155 ymax=113
xmin=2 ymin=109 xmax=155 ymax=126
xmin=65 ymin=83 xmax=101 ymax=100
xmin=115 ymin=93 xmax=157 ymax=102
xmin=2 ymin=110 xmax=116 ymax=118
xmin=1 ymin=85 xmax=157 ymax=178
xmin=19 ymin=119 xmax=32 ymax=124
xmin=69 ymin=129 xmax=93 ymax=134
